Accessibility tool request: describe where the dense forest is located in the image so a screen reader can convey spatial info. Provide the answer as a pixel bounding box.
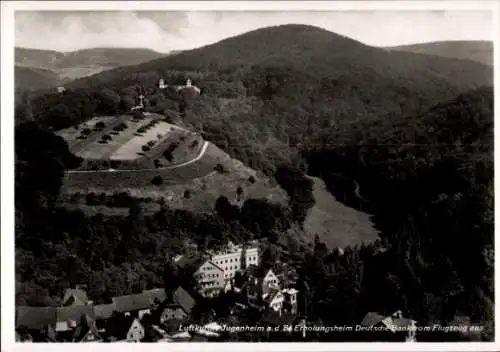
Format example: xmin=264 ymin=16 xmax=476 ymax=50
xmin=14 ymin=25 xmax=494 ymax=341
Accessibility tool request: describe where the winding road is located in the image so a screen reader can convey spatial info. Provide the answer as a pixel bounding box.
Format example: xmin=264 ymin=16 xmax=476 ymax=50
xmin=65 ymin=141 xmax=209 ymax=174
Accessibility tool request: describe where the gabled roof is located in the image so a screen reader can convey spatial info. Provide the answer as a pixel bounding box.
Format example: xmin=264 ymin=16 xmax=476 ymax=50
xmin=172 ymin=287 xmax=196 ymax=315
xmin=142 ymin=288 xmax=168 ymax=305
xmin=116 ymin=316 xmax=143 ymax=340
xmin=113 ymin=293 xmax=151 ymax=313
xmin=56 ymin=305 xmax=95 ymax=323
xmin=71 ymin=314 xmax=101 ymax=342
xmin=360 ymin=312 xmax=387 ymax=327
xmin=263 ymin=288 xmax=282 ymax=304
xmin=62 ymin=288 xmax=89 ymax=306
xmin=93 ymin=303 xmax=117 ymax=320
xmin=16 ymin=306 xmax=57 ymax=330
xmin=175 ymin=254 xmax=206 ymax=271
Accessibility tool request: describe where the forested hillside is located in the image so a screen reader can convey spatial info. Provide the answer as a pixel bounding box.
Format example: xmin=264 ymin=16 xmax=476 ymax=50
xmin=14 ymin=24 xmax=494 ymax=340
xmin=387 ymin=40 xmax=493 ymax=66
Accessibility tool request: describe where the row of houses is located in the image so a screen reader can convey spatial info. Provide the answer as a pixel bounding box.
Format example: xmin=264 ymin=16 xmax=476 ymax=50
xmin=16 ymin=286 xmax=196 ymax=343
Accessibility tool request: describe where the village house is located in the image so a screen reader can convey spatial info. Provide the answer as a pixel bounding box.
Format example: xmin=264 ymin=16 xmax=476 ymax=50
xmin=61 ymin=287 xmax=91 ymax=306
xmin=160 ymin=286 xmax=196 ymax=323
xmin=264 ymin=288 xmax=285 ymax=312
xmin=176 ymin=255 xmax=225 ymax=297
xmin=55 ymin=305 xmax=96 ymax=341
xmin=68 ymin=314 xmax=102 ymax=342
xmin=107 ymin=316 xmax=145 ymax=342
xmin=360 ymin=310 xmax=417 ymax=342
xmin=15 ymin=306 xmax=57 ymax=342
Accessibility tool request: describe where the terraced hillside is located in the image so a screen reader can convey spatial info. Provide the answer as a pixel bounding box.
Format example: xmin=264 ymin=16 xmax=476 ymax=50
xmin=57 ymin=113 xmax=202 ymax=171
xmin=61 ymin=140 xmax=288 ymax=214
xmin=58 ymin=113 xmax=288 ymax=213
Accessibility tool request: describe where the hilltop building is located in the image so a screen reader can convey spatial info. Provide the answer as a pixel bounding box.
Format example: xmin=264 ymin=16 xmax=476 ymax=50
xmin=176 ymin=78 xmax=201 ymax=95
xmin=158 ymin=79 xmax=166 ymax=89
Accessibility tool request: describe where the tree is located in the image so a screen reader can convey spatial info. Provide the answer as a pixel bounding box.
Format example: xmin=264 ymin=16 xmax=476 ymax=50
xmin=152 ymin=176 xmax=163 ymax=186
xmin=236 ymin=186 xmax=244 ymax=201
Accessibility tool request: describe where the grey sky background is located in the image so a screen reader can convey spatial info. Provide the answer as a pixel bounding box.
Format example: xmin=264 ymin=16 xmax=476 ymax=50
xmin=15 ymin=10 xmax=494 ymax=53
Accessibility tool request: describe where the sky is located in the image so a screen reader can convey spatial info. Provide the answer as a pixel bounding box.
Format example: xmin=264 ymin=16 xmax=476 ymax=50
xmin=15 ymin=10 xmax=494 ymax=53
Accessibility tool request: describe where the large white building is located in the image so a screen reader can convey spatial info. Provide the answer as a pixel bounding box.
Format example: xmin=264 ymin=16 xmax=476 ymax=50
xmin=209 ymin=245 xmax=259 ymax=282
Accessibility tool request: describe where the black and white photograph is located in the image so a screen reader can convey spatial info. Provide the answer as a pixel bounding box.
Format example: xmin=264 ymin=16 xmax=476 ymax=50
xmin=1 ymin=0 xmax=498 ymax=349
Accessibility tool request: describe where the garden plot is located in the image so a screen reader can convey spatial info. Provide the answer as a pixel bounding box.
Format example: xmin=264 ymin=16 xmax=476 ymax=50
xmin=110 ymin=121 xmax=173 ymax=160
xmin=56 ymin=116 xmax=117 ymax=145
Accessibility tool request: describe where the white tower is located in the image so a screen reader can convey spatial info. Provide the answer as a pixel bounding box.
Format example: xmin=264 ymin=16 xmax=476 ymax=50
xmin=186 ymin=78 xmax=192 ymax=87
xmin=159 ymin=79 xmax=165 ymax=89
xmin=138 ymin=94 xmax=144 ymax=108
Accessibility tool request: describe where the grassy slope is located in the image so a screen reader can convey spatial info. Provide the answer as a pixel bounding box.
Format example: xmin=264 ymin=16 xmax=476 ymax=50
xmin=386 ymin=40 xmax=493 ymax=66
xmin=303 ymin=176 xmax=378 ymax=249
xmin=61 ymin=141 xmax=288 ymax=214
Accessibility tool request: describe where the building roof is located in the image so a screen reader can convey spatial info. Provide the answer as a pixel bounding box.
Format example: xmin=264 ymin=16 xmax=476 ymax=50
xmin=56 ymin=305 xmax=95 ymax=323
xmin=263 ymin=288 xmax=282 ymax=304
xmin=360 ymin=312 xmax=387 ymax=327
xmin=172 ymin=287 xmax=196 ymax=315
xmin=22 ymin=308 xmax=57 ymax=331
xmin=62 ymin=288 xmax=89 ymax=306
xmin=142 ymin=288 xmax=168 ymax=305
xmin=391 ymin=317 xmax=416 ymax=328
xmin=71 ymin=314 xmax=101 ymax=342
xmin=175 ymin=254 xmax=206 ymax=271
xmin=113 ymin=293 xmax=151 ymax=313
xmin=93 ymin=303 xmax=117 ymax=320
xmin=16 ymin=306 xmax=57 ymax=330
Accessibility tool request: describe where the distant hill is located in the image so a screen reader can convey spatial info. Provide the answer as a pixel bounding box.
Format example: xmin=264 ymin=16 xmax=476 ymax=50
xmin=30 ymin=24 xmax=493 ymax=177
xmin=15 ymin=65 xmax=61 ymax=91
xmin=386 ymin=40 xmax=493 ymax=66
xmin=15 ymin=47 xmax=167 ymax=85
xmin=64 ymin=25 xmax=492 ymax=110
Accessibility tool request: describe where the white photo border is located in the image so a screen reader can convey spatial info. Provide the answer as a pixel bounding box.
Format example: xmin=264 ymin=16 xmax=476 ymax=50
xmin=2 ymin=1 xmax=499 ymax=351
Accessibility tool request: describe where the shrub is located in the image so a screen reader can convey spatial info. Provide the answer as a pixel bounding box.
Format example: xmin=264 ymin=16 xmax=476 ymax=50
xmin=214 ymin=163 xmax=227 ymax=174
xmin=95 ymin=121 xmax=106 ymax=129
xmin=248 ymin=175 xmax=256 ymax=184
xmin=142 ymin=145 xmax=150 ymax=152
xmin=152 ymin=176 xmax=163 ymax=186
xmin=190 ymin=139 xmax=199 ymax=149
xmin=184 ymin=189 xmax=192 ymax=199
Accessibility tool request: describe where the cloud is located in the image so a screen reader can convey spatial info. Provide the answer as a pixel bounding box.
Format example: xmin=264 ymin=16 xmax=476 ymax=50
xmin=15 ymin=10 xmax=494 ymax=53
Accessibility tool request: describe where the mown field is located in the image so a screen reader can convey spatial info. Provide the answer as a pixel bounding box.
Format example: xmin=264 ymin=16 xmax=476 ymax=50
xmin=57 ymin=114 xmax=203 ymax=171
